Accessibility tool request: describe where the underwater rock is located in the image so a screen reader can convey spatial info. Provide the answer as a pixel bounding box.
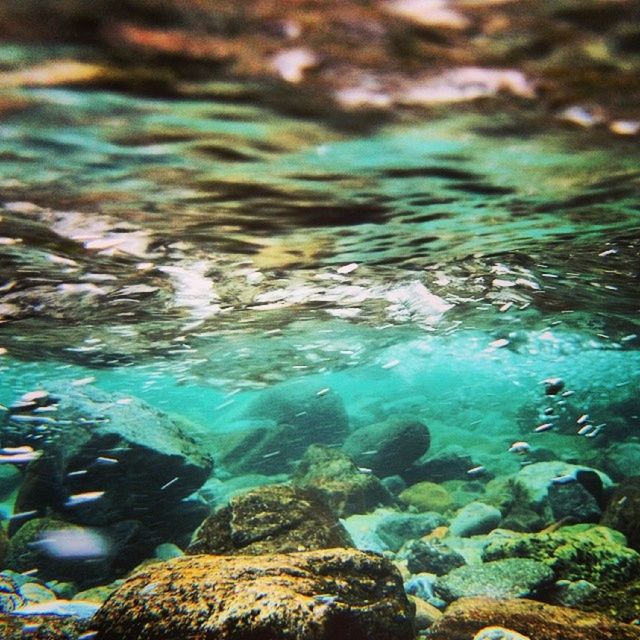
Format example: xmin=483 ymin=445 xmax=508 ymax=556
xmin=549 ymin=579 xmax=598 ymax=608
xmin=0 ymin=527 xmax=7 ymax=567
xmin=0 ymin=465 xmax=21 ymax=501
xmin=399 ymin=481 xmax=453 ymax=513
xmin=217 ymin=383 xmax=349 ymax=475
xmin=402 ymin=446 xmax=476 ymax=485
xmin=409 ymin=594 xmax=442 ymax=631
xmin=599 ymin=443 xmax=640 ymax=481
xmin=578 ymin=577 xmax=640 ymax=624
xmin=292 ymin=444 xmax=395 ymax=516
xmin=509 ymin=461 xmax=610 ymax=518
xmin=0 ymin=570 xmax=57 ymax=614
xmin=243 ymin=381 xmax=349 ymax=447
xmin=4 ymin=517 xmax=151 ymax=588
xmin=473 ymin=628 xmax=531 ymax=640
xmin=450 ymin=502 xmax=502 ymax=537
xmin=381 ymin=475 xmax=406 ymax=495
xmin=2 ymin=383 xmax=213 ymax=541
xmin=400 ymin=538 xmax=466 ymax=575
xmin=547 ymin=480 xmax=601 ymax=524
xmin=73 ymin=579 xmax=125 ymax=604
xmin=0 ymin=612 xmax=93 ymax=640
xmin=198 ymin=473 xmax=289 ymax=506
xmin=427 ymin=597 xmax=640 ymax=640
xmin=600 ymin=476 xmax=640 ymax=552
xmin=375 ymin=511 xmax=447 ymax=552
xmin=342 ymin=417 xmax=430 ymax=477
xmin=434 ymin=559 xmax=554 ymax=603
xmin=482 ymin=524 xmax=640 ymax=589
xmin=187 ymin=484 xmax=352 ymax=555
xmin=93 ymin=550 xmax=416 ymax=640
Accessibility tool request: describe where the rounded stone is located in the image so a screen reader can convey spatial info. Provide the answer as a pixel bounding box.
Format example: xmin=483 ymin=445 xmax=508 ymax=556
xmin=93 ymin=550 xmax=416 ymax=640
xmin=342 ymin=418 xmax=430 ymax=477
xmin=435 ymin=558 xmax=554 ymax=602
xmin=399 ymin=482 xmax=453 ymax=513
xmin=450 ymin=502 xmax=502 ymax=537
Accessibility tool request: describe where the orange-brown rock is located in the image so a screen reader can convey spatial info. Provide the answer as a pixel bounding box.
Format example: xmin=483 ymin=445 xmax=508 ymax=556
xmin=428 ymin=597 xmax=640 ymax=640
xmin=93 ymin=549 xmax=416 ymax=640
xmin=0 ymin=614 xmax=92 ymax=639
xmin=187 ymin=484 xmax=353 ymax=555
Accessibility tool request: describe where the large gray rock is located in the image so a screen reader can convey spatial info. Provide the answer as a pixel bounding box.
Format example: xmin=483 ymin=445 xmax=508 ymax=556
xmin=375 ymin=512 xmax=447 ymax=552
xmin=292 ymin=444 xmax=395 ymax=517
xmin=2 ymin=383 xmax=213 ymax=541
xmin=400 ymin=538 xmax=466 ymax=575
xmin=510 ymin=461 xmax=611 ymax=516
xmin=402 ymin=446 xmax=477 ymax=485
xmin=435 ymin=558 xmax=554 ymax=603
xmin=342 ymin=418 xmax=430 ymax=477
xmin=548 ymin=480 xmax=601 ymax=523
xmin=450 ymin=502 xmax=502 ymax=537
xmin=216 ymin=381 xmax=349 ymax=475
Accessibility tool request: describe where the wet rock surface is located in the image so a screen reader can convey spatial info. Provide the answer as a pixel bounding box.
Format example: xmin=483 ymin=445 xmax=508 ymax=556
xmin=187 ymin=484 xmax=353 ymax=555
xmin=342 ymin=418 xmax=430 ymax=477
xmin=0 ymin=613 xmax=93 ymax=640
xmin=428 ymin=597 xmax=640 ymax=640
xmin=435 ymin=558 xmax=554 ymax=602
xmin=600 ymin=476 xmax=640 ymax=552
xmin=292 ymin=444 xmax=395 ymax=517
xmin=93 ymin=549 xmax=416 ymax=640
xmin=216 ymin=383 xmax=349 ymax=474
xmin=2 ymin=383 xmax=212 ymax=541
xmin=482 ymin=524 xmax=640 ymax=589
xmin=400 ymin=538 xmax=466 ymax=576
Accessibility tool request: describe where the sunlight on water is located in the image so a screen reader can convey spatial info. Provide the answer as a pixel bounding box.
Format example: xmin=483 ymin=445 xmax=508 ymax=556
xmin=0 ymin=36 xmax=639 ymax=639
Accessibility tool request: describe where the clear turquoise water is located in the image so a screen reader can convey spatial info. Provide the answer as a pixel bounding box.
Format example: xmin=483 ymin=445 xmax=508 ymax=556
xmin=0 ymin=43 xmax=639 ymax=605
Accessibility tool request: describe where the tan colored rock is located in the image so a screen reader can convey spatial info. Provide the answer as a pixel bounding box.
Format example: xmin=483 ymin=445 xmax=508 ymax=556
xmin=409 ymin=595 xmax=443 ymax=630
xmin=428 ymin=597 xmax=640 ymax=640
xmin=94 ymin=549 xmax=416 ymax=640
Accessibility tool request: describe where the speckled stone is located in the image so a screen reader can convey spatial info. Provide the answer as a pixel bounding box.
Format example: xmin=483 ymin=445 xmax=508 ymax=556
xmin=93 ymin=549 xmax=416 ymax=640
xmin=435 ymin=559 xmax=554 ymax=603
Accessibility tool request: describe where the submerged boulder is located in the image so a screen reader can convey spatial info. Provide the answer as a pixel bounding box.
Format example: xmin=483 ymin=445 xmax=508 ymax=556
xmin=0 ymin=613 xmax=93 ymax=640
xmin=187 ymin=484 xmax=352 ymax=555
xmin=402 ymin=446 xmax=477 ymax=485
xmin=482 ymin=524 xmax=640 ymax=589
xmin=375 ymin=511 xmax=447 ymax=552
xmin=428 ymin=597 xmax=640 ymax=640
xmin=509 ymin=461 xmax=610 ymax=516
xmin=292 ymin=444 xmax=395 ymax=516
xmin=216 ymin=382 xmax=349 ymax=475
xmin=399 ymin=481 xmax=453 ymax=513
xmin=400 ymin=538 xmax=466 ymax=576
xmin=600 ymin=476 xmax=640 ymax=552
xmin=93 ymin=550 xmax=416 ymax=640
xmin=435 ymin=559 xmax=554 ymax=603
xmin=342 ymin=418 xmax=430 ymax=477
xmin=2 ymin=383 xmax=213 ymax=542
xmin=449 ymin=502 xmax=502 ymax=537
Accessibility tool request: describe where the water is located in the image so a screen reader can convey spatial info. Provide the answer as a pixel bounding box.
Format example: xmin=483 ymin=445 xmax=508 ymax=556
xmin=0 ymin=38 xmax=639 ymax=637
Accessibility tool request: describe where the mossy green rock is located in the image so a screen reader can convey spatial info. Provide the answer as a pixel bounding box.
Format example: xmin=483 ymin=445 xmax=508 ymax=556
xmin=399 ymin=482 xmax=453 ymax=513
xmin=435 ymin=558 xmax=554 ymax=602
xmin=292 ymin=444 xmax=395 ymax=517
xmin=482 ymin=525 xmax=640 ymax=588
